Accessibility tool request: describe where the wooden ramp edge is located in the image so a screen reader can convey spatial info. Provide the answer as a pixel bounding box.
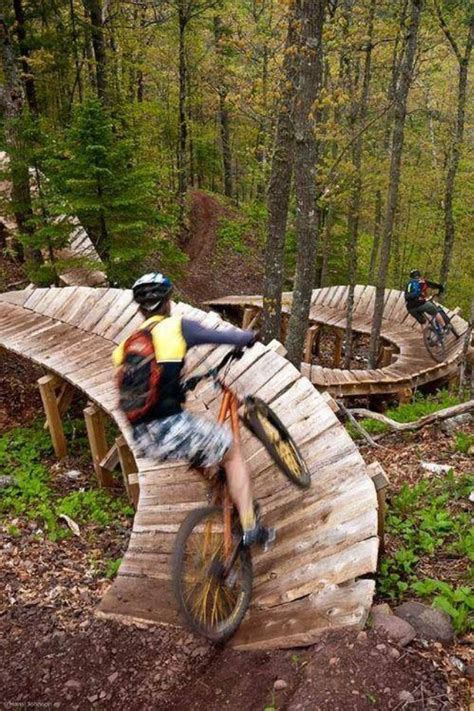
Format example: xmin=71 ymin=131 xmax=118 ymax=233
xmin=0 ymin=287 xmax=378 ymax=650
xmin=206 ymin=285 xmax=468 ymax=398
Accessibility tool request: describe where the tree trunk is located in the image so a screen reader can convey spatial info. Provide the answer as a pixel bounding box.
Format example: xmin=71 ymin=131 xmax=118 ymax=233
xmin=261 ymin=2 xmax=300 ymax=344
xmin=214 ymin=15 xmax=234 ymax=199
xmin=368 ymin=0 xmax=423 ymax=368
xmin=368 ymin=189 xmax=382 ymax=282
xmin=177 ymin=6 xmax=188 ymax=231
xmin=285 ymin=0 xmax=326 ymax=366
xmin=0 ymin=17 xmax=42 ymax=269
xmin=12 ymin=0 xmax=38 ymax=114
xmin=69 ymin=0 xmax=84 ymax=104
xmin=83 ymin=0 xmax=107 ymax=102
xmin=436 ymin=8 xmax=474 ymax=287
xmin=344 ymin=0 xmax=375 ymax=367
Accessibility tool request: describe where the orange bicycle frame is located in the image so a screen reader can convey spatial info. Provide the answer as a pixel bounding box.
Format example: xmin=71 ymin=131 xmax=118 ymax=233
xmin=216 ymin=386 xmax=240 ymax=558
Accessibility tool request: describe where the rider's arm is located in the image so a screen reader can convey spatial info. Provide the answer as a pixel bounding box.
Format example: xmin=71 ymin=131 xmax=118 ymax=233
xmin=425 ymin=280 xmax=444 ymax=293
xmin=181 ymin=319 xmax=255 ymax=349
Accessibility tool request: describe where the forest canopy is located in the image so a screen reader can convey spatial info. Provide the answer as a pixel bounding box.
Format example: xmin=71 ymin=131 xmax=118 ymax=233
xmin=0 ymin=0 xmax=472 ymax=358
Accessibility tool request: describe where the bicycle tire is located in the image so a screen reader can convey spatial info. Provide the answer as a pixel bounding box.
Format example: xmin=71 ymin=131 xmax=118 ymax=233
xmin=241 ymin=396 xmax=311 ymax=489
xmin=171 ymin=506 xmax=253 ymax=642
xmin=423 ymin=323 xmax=446 ymax=363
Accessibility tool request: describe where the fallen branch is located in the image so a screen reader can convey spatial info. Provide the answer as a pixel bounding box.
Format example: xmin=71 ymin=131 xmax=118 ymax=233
xmin=346 ymin=399 xmax=474 ymax=433
xmin=336 ymin=400 xmax=381 ymax=447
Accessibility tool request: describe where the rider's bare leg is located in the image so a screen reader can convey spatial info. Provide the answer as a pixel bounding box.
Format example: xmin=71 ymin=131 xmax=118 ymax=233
xmin=222 ymin=442 xmax=256 ymax=531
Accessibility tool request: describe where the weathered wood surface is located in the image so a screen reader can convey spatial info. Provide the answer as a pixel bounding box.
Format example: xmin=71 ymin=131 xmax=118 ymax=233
xmin=206 ymin=285 xmax=468 ymax=397
xmin=0 ymin=287 xmax=378 ymax=649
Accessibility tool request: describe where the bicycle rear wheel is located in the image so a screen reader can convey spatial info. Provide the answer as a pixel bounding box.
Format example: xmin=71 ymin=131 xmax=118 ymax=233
xmin=423 ymin=323 xmax=446 ymax=362
xmin=241 ymin=396 xmax=311 ymax=489
xmin=171 ymin=506 xmax=253 ymax=642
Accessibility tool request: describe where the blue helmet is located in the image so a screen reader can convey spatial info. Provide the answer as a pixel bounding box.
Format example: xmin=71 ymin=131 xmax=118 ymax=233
xmin=132 ymin=272 xmax=173 ymax=312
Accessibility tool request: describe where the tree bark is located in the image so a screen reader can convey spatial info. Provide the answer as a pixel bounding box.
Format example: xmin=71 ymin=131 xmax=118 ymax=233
xmin=177 ymin=4 xmax=188 ymax=231
xmin=83 ymin=0 xmax=107 ymax=102
xmin=214 ymin=15 xmax=233 ymax=199
xmin=368 ymin=0 xmax=423 ymax=368
xmin=344 ymin=0 xmax=375 ymax=367
xmin=12 ymin=0 xmax=38 ymax=114
xmin=0 ymin=16 xmax=42 ymax=269
xmin=261 ymin=2 xmax=301 ymax=343
xmin=435 ymin=5 xmax=474 ymax=287
xmin=368 ymin=189 xmax=382 ymax=282
xmin=285 ymin=0 xmax=326 ymax=366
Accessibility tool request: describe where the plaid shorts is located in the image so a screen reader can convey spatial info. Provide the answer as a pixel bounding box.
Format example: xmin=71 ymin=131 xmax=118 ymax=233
xmin=132 ymin=411 xmax=233 ymax=468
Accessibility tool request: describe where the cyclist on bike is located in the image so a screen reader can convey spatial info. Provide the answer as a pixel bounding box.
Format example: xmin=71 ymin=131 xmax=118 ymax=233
xmin=404 ymin=270 xmax=450 ymax=331
xmin=112 ymin=272 xmax=272 ymax=547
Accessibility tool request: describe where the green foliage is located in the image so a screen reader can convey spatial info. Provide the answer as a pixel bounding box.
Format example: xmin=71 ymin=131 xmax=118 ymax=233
xmin=411 ymin=579 xmax=474 ymax=633
xmin=355 ymin=390 xmax=462 ymax=435
xmin=216 ymin=201 xmax=267 ymax=256
xmin=0 ymin=420 xmax=133 ymax=541
xmin=454 ymin=431 xmax=474 ymax=454
xmin=104 ymin=557 xmax=122 ymax=579
xmin=378 ymin=470 xmax=473 ymax=632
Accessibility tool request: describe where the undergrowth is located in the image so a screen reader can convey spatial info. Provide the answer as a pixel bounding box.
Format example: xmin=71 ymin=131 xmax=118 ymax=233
xmin=350 ymin=390 xmax=462 ymax=437
xmin=378 ymin=470 xmax=474 ymax=633
xmin=0 ymin=419 xmax=133 ymax=543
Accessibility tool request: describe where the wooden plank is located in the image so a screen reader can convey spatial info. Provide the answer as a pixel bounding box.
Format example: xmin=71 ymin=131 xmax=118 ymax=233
xmin=232 ymin=580 xmax=375 ymax=650
xmin=0 ymin=289 xmax=30 ymax=307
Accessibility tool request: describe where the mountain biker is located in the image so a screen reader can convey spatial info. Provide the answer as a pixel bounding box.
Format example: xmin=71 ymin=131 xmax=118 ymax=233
xmin=404 ymin=270 xmax=450 ymax=331
xmin=112 ymin=272 xmax=272 ymax=547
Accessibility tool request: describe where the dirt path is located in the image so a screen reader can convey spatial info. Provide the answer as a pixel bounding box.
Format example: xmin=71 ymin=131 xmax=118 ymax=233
xmin=178 ymin=190 xmax=263 ymax=304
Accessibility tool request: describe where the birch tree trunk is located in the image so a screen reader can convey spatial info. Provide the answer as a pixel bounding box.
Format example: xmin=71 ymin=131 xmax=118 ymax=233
xmin=285 ymin=0 xmax=326 ymax=366
xmin=261 ymin=2 xmax=300 ymax=343
xmin=434 ymin=4 xmax=474 ymax=287
xmin=368 ymin=0 xmax=423 ymax=368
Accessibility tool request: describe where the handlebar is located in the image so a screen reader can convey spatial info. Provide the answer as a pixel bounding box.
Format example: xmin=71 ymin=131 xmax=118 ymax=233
xmin=183 ymin=347 xmax=245 ymax=393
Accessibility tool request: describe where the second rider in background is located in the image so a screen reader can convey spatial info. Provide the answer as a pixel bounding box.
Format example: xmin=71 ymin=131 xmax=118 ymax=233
xmin=404 ymin=269 xmax=450 ymax=332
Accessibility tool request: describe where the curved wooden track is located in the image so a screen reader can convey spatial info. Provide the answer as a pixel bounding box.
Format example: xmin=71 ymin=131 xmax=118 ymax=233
xmin=0 ymin=287 xmax=378 ymax=650
xmin=206 ymin=285 xmax=468 ymax=398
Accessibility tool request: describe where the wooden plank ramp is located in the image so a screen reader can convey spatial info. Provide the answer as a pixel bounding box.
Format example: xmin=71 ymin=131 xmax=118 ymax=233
xmin=206 ymin=285 xmax=468 ymax=398
xmin=0 ymin=287 xmax=378 ymax=650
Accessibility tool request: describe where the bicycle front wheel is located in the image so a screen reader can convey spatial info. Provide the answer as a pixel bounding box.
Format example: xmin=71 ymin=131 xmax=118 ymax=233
xmin=241 ymin=396 xmax=311 ymax=489
xmin=171 ymin=506 xmax=253 ymax=642
xmin=423 ymin=324 xmax=446 ymax=362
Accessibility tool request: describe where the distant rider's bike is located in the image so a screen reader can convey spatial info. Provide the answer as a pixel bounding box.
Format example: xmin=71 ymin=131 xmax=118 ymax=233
xmin=423 ymin=296 xmax=458 ymax=363
xmin=171 ymin=347 xmax=310 ymax=642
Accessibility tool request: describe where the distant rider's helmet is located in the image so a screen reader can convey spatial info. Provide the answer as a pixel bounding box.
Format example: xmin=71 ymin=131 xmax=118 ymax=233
xmin=132 ymin=272 xmax=173 ymax=313
xmin=409 ymin=269 xmax=421 ymax=279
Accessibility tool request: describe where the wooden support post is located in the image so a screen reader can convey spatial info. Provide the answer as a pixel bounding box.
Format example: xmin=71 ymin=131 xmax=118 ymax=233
xmin=397 ymin=387 xmax=412 ymax=405
xmin=242 ymin=307 xmax=258 ymax=330
xmin=116 ymin=435 xmax=139 ymax=507
xmin=38 ymin=374 xmax=67 ymax=459
xmin=332 ymin=330 xmax=343 ymax=368
xmin=43 ymin=381 xmax=75 ymax=430
xmin=280 ymin=314 xmax=289 ymax=345
xmin=380 ymin=346 xmax=393 ymax=368
xmin=303 ymin=325 xmax=319 ymax=364
xmin=368 ymin=461 xmax=390 ymax=556
xmin=84 ymin=405 xmax=115 ymax=487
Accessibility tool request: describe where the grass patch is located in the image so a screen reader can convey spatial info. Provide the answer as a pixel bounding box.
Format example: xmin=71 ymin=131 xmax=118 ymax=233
xmin=454 ymin=431 xmax=474 ymax=455
xmin=378 ymin=470 xmax=474 ymax=633
xmin=0 ymin=419 xmax=133 ymax=541
xmin=350 ymin=390 xmax=462 ymax=437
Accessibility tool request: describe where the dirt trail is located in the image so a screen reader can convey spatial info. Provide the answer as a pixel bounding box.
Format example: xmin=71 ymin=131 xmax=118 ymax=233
xmin=178 ymin=190 xmax=263 ymax=304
